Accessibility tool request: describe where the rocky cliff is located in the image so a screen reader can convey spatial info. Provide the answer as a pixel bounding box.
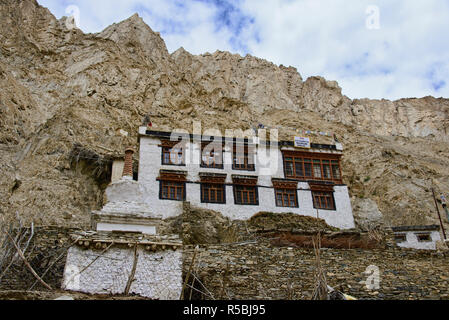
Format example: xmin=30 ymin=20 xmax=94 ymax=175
xmin=1 ymin=0 xmax=448 ymax=229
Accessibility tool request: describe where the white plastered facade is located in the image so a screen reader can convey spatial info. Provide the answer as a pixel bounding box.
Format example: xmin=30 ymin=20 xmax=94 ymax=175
xmin=137 ymin=129 xmax=355 ymax=230
xmin=395 ymin=230 xmax=441 ymax=250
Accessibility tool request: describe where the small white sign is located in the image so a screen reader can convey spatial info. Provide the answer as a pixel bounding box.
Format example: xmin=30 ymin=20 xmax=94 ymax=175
xmin=294 ymin=137 xmax=311 ymax=149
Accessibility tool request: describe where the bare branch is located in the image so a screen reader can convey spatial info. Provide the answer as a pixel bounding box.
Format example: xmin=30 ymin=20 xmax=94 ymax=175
xmin=6 ymin=231 xmax=52 ymax=290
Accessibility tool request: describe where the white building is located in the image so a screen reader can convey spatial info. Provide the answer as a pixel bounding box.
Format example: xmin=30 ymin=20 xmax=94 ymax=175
xmin=123 ymin=126 xmax=355 ymax=231
xmin=392 ymin=225 xmax=442 ymax=250
xmin=72 ymin=125 xmax=356 ymax=299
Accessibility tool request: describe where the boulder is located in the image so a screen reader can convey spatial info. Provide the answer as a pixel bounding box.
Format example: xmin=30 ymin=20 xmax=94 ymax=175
xmin=352 ymin=198 xmax=385 ymax=231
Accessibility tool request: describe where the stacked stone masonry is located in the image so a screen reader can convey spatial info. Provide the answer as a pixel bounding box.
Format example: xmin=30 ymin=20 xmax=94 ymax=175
xmin=183 ymin=242 xmax=449 ymax=300
xmin=2 ymin=226 xmax=448 ymax=300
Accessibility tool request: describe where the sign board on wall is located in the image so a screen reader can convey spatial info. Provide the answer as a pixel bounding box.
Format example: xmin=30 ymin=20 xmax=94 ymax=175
xmin=294 ymin=137 xmax=311 ymax=149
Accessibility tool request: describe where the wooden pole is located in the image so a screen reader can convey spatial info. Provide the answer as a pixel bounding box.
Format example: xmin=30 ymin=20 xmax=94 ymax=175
xmin=432 ymin=188 xmax=447 ymax=240
xmin=124 ymin=244 xmax=139 ymax=295
xmin=180 ymin=245 xmax=199 ymax=300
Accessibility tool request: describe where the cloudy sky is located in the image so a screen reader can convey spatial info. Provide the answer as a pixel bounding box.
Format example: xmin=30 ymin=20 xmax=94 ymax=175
xmin=37 ymin=0 xmax=449 ymax=100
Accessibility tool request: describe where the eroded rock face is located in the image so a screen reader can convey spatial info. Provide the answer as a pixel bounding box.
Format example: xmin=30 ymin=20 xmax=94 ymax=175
xmin=352 ymin=198 xmax=385 ymax=231
xmin=0 ymin=0 xmax=448 ymax=229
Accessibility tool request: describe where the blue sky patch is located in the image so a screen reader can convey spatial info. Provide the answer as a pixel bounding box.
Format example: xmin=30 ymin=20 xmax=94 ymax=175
xmin=36 ymin=0 xmax=449 ymax=100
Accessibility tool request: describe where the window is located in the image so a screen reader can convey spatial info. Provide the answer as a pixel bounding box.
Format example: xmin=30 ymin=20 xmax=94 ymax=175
xmin=275 ymin=188 xmax=298 ymax=208
xmin=233 ymin=145 xmax=255 ymax=171
xmin=283 ymin=151 xmax=342 ymax=183
xmin=304 ymin=159 xmax=312 ymax=178
xmin=331 ymin=160 xmax=341 ymax=180
xmin=160 ymin=181 xmax=185 ymax=201
xmin=161 ymin=140 xmax=185 ymax=166
xmin=416 ymin=233 xmax=431 ymax=242
xmin=162 ymin=146 xmax=184 ymax=165
xmin=313 ymin=160 xmax=322 ymax=178
xmin=322 ymin=160 xmax=331 ymax=179
xmin=201 ymin=183 xmax=225 ymax=204
xmin=312 ymin=191 xmax=335 ymax=210
xmin=285 ymin=157 xmax=294 ymax=176
xmin=234 ymin=185 xmax=258 ymax=205
xmin=201 ymin=143 xmax=224 ymax=169
xmin=394 ymin=234 xmax=406 ymax=243
xmin=158 ymin=170 xmax=187 ymax=201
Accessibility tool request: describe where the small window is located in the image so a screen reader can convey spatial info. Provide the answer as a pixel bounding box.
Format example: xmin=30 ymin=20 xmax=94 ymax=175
xmin=233 ymin=145 xmax=255 ymax=171
xmin=285 ymin=157 xmax=294 ymax=177
xmin=275 ymin=188 xmax=298 ymax=208
xmin=416 ymin=233 xmax=431 ymax=242
xmin=312 ymin=191 xmax=335 ymax=210
xmin=313 ymin=160 xmax=322 ymax=179
xmin=201 ymin=143 xmax=223 ymax=169
xmin=162 ymin=145 xmax=185 ymax=166
xmin=304 ymin=159 xmax=312 ymax=178
xmin=234 ymin=185 xmax=258 ymax=205
xmin=322 ymin=160 xmax=331 ymax=179
xmin=201 ymin=183 xmax=225 ymax=204
xmin=394 ymin=234 xmax=406 ymax=243
xmin=295 ymin=158 xmax=304 ymax=177
xmin=331 ymin=160 xmax=341 ymax=180
xmin=160 ymin=181 xmax=185 ymax=201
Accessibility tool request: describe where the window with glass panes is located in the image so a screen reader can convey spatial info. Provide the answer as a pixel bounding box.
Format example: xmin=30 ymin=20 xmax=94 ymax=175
xmin=232 ymin=145 xmax=255 ymax=171
xmin=312 ymin=191 xmax=335 ymax=210
xmin=201 ymin=143 xmax=224 ymax=169
xmin=160 ymin=181 xmax=185 ymax=201
xmin=161 ymin=143 xmax=185 ymax=166
xmin=234 ymin=185 xmax=258 ymax=205
xmin=201 ymin=183 xmax=225 ymax=204
xmin=275 ymin=188 xmax=298 ymax=208
xmin=283 ymin=152 xmax=342 ymax=183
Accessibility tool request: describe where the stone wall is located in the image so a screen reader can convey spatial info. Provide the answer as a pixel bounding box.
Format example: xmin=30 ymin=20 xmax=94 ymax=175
xmin=2 ymin=226 xmax=448 ymax=300
xmin=0 ymin=226 xmax=183 ymax=300
xmin=0 ymin=226 xmax=78 ymax=291
xmin=182 ymin=240 xmax=449 ymax=300
xmin=63 ymin=246 xmax=182 ymax=300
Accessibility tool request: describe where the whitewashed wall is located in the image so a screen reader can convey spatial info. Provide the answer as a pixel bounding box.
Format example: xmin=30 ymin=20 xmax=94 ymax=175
xmin=138 ymin=134 xmax=355 ymax=230
xmin=62 ymin=246 xmax=182 ymax=300
xmin=111 ymin=160 xmax=125 ymax=183
xmin=396 ymin=231 xmax=441 ymax=250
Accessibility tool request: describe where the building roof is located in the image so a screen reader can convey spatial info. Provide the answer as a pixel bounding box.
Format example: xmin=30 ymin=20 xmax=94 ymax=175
xmin=391 ymin=225 xmax=440 ymax=232
xmin=141 ymin=129 xmax=339 ymax=152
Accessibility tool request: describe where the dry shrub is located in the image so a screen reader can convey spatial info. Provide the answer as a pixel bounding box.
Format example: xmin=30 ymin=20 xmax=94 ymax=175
xmin=68 ymin=143 xmax=112 ymax=186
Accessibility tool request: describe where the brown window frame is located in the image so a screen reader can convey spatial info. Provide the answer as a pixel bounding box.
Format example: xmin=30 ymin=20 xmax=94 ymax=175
xmin=234 ymin=185 xmax=259 ymax=205
xmin=232 ymin=145 xmax=256 ymax=171
xmin=200 ymin=142 xmax=224 ymax=169
xmin=394 ymin=234 xmax=406 ymax=243
xmin=275 ymin=188 xmax=298 ymax=208
xmin=201 ymin=183 xmax=226 ymax=204
xmin=312 ymin=191 xmax=336 ymax=210
xmin=416 ymin=233 xmax=432 ymax=242
xmin=159 ymin=180 xmax=186 ymax=201
xmin=283 ymin=151 xmax=342 ymax=183
xmin=160 ymin=140 xmax=186 ymax=166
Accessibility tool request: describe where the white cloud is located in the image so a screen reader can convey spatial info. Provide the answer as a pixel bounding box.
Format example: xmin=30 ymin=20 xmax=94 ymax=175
xmin=37 ymin=0 xmax=449 ymax=100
